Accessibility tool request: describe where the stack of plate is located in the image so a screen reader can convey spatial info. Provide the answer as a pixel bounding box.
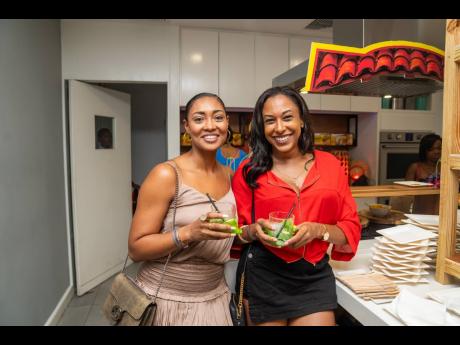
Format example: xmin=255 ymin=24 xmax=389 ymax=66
xmin=402 ymin=214 xmax=460 ymax=270
xmin=370 ymin=224 xmax=438 ymax=284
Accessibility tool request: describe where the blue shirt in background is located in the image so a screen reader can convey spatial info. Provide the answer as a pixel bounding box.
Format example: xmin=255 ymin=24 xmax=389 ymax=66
xmin=216 ymin=147 xmax=248 ymax=172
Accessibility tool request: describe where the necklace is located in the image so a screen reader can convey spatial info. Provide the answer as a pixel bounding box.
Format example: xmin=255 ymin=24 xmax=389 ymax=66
xmin=273 ymin=154 xmax=315 ymax=184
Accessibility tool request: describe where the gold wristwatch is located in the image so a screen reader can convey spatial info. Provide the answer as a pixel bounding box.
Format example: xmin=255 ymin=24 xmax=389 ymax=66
xmin=321 ymin=224 xmax=330 ymax=241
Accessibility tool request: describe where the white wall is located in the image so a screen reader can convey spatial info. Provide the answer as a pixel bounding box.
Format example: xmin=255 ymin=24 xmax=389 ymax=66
xmin=0 ymin=19 xmax=70 ymax=325
xmin=61 ymin=19 xmax=181 ymax=158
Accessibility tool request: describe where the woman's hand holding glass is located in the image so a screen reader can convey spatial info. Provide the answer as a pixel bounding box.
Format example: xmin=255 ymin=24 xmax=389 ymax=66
xmin=283 ymin=222 xmax=324 ymax=249
xmin=180 ymin=212 xmax=236 ymax=243
xmin=250 ymin=218 xmax=283 ymax=247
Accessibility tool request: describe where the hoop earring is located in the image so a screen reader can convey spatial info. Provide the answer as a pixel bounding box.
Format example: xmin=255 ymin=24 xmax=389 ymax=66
xmin=227 ymin=129 xmax=232 ymax=144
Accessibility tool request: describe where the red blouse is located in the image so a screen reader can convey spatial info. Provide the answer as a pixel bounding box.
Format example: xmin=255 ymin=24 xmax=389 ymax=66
xmin=232 ymin=150 xmax=361 ymax=264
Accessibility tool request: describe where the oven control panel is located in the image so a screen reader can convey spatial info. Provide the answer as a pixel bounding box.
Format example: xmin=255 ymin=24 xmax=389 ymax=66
xmin=380 ymin=131 xmax=433 ymax=143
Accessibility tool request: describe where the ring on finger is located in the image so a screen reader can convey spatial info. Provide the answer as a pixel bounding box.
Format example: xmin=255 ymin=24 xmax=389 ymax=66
xmin=199 ymin=214 xmax=207 ymax=222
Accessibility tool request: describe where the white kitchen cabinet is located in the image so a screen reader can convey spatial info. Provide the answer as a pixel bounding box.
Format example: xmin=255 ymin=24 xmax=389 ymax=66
xmin=301 ymin=93 xmax=321 ymax=111
xmin=255 ymin=35 xmax=289 ymax=98
xmin=320 ymin=94 xmax=351 ymax=111
xmin=180 ymin=28 xmax=219 ymax=106
xmin=289 ymin=37 xmax=311 ymax=68
xmin=219 ymin=32 xmax=255 ymax=108
xmin=350 ymin=96 xmax=380 ymax=113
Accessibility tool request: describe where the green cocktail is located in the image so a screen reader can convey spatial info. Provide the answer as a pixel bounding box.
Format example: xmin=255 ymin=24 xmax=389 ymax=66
xmin=265 ymin=211 xmax=297 ymax=246
xmin=208 ymin=217 xmax=242 ymax=234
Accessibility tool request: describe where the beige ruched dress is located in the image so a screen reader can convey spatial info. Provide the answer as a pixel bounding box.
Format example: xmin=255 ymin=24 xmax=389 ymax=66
xmin=135 ymin=161 xmax=235 ymax=326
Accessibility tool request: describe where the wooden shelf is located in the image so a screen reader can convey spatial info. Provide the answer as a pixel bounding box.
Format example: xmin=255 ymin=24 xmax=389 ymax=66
xmin=351 ymin=184 xmax=441 ymax=198
xmin=444 ymin=254 xmax=460 ymax=279
xmin=448 ymin=154 xmax=460 ymax=170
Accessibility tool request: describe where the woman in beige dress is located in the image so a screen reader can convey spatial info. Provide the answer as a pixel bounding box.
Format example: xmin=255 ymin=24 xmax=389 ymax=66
xmin=128 ymin=93 xmax=236 ymax=325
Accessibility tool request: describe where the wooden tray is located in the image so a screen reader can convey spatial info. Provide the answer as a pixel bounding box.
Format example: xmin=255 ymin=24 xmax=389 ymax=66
xmin=359 ymin=209 xmax=407 ymax=225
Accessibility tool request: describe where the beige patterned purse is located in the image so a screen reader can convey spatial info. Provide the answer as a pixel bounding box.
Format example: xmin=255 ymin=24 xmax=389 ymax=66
xmin=102 ymin=162 xmax=179 ymax=326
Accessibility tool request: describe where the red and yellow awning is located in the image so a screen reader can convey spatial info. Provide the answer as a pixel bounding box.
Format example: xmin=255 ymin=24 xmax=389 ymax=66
xmin=301 ymin=41 xmax=444 ymax=94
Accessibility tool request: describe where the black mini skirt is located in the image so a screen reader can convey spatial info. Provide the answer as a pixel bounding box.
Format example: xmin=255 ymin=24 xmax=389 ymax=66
xmin=235 ymin=241 xmax=337 ymax=324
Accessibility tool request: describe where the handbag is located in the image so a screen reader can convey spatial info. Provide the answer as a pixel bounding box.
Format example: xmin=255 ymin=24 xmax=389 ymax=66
xmin=229 ymin=187 xmax=255 ymax=326
xmin=102 ymin=162 xmax=179 ymax=326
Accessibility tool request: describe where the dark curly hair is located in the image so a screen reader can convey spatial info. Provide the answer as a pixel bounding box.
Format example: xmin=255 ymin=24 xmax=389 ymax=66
xmin=419 ymin=134 xmax=442 ymax=162
xmin=243 ymin=86 xmax=315 ymax=188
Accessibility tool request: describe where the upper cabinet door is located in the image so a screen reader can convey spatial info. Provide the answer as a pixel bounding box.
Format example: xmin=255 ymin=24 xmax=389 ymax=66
xmin=219 ymin=32 xmax=255 ymax=108
xmin=289 ymin=37 xmax=311 ymax=68
xmin=255 ymin=35 xmax=289 ymax=98
xmin=350 ymin=96 xmax=380 ymax=113
xmin=180 ymin=29 xmax=219 ymax=106
xmin=320 ymin=94 xmax=351 ymax=112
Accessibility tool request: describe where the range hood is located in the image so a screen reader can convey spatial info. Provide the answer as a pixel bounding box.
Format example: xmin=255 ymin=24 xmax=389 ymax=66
xmin=273 ymin=19 xmax=445 ymax=98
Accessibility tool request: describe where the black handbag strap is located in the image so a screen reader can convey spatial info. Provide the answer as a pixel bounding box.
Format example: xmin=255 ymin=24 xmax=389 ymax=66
xmin=121 ymin=160 xmax=180 ymax=303
xmin=241 ymin=187 xmax=255 ymax=271
xmin=236 ymin=187 xmax=255 ymax=319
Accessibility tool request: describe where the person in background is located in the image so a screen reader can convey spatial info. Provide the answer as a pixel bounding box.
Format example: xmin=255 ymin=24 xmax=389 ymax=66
xmin=405 ymin=133 xmax=442 ymax=214
xmin=128 ymin=93 xmax=236 ymax=325
xmin=96 ymin=128 xmax=113 ymax=149
xmin=232 ymin=86 xmax=361 ymax=326
xmin=216 ymin=126 xmax=248 ymax=172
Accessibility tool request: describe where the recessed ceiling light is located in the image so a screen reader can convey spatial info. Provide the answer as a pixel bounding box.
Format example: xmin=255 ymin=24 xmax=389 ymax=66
xmin=190 ymin=53 xmax=203 ymax=64
xmin=384 ymin=95 xmax=392 ymax=99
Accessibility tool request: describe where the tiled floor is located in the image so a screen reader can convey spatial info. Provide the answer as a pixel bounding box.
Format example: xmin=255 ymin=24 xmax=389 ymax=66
xmin=57 ymin=263 xmax=141 ymax=326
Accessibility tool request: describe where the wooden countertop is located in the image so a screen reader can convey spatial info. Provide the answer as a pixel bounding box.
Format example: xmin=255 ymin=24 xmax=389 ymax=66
xmin=351 ymin=184 xmax=440 ymax=198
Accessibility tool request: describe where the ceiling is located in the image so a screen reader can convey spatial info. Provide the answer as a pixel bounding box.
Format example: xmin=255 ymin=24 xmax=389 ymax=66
xmin=166 ymin=19 xmax=333 ymax=38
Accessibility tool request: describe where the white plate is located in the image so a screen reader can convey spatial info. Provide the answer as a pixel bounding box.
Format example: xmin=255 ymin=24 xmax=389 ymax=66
xmin=372 ymin=253 xmax=432 ymax=264
xmin=371 ymin=258 xmax=430 ymax=270
xmin=371 ymin=264 xmax=429 ymax=276
xmin=376 ymin=224 xmax=438 ymax=244
xmin=394 ymin=181 xmax=433 ymax=187
xmin=404 ymin=213 xmax=460 ymax=228
xmin=375 ymin=236 xmax=430 ymax=247
xmin=372 ymin=253 xmax=433 ymax=265
xmin=426 ymin=287 xmax=460 ymax=304
xmin=374 ymin=244 xmax=431 ymax=255
xmin=372 ymin=245 xmax=432 ymax=256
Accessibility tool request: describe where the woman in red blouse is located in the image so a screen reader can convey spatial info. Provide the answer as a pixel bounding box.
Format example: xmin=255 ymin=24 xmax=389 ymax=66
xmin=232 ymin=86 xmax=361 ymax=326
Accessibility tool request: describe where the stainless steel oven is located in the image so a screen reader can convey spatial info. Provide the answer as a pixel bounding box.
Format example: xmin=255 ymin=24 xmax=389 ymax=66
xmin=379 ymin=131 xmax=433 ymax=185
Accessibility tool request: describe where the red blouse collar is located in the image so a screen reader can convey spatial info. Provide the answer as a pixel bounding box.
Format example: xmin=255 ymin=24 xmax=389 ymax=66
xmin=266 ymin=156 xmax=321 ymax=193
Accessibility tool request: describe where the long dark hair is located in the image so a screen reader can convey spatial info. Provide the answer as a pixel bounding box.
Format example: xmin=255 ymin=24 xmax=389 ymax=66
xmin=243 ymin=86 xmax=315 ymax=188
xmin=184 ymin=92 xmax=226 ymax=119
xmin=419 ymin=134 xmax=442 ymax=162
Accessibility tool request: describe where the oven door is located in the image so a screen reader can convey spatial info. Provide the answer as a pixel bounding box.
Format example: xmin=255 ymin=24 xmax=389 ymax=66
xmin=379 ymin=143 xmax=420 ymax=185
